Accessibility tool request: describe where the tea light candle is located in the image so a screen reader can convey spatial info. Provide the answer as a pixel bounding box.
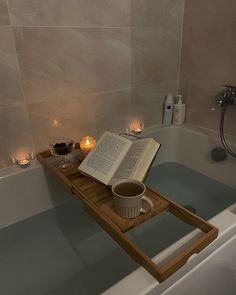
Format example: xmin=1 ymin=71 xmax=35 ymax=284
xmin=12 ymin=152 xmax=33 ymax=168
xmin=80 ymin=136 xmax=96 ymax=155
xmin=132 ymin=126 xmax=142 ymax=133
xmin=18 ymin=158 xmax=30 ymax=168
xmin=128 ymin=121 xmax=144 ymax=134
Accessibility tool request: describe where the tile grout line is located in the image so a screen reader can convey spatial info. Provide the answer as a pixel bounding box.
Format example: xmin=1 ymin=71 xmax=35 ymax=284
xmin=9 ymin=25 xmax=36 ymax=155
xmin=177 ymin=0 xmax=185 ymax=96
xmin=4 ymin=0 xmax=10 ymax=25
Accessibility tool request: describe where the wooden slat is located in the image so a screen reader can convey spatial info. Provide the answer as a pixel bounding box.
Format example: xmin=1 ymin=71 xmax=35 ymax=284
xmin=159 ymin=229 xmax=218 ymax=281
xmin=100 ymin=189 xmax=169 ymax=232
xmin=170 ymin=203 xmax=212 ymax=232
xmin=88 ymin=191 xmax=111 ymax=204
xmin=83 ymin=200 xmax=164 ymax=282
xmin=72 ymin=177 xmax=90 ymax=187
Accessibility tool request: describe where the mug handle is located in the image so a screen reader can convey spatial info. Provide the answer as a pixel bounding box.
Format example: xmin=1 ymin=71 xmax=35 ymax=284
xmin=140 ymin=195 xmax=154 ymax=213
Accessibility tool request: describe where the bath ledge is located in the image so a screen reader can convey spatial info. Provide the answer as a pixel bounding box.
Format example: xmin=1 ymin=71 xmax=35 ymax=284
xmin=143 ymin=123 xmax=236 ymax=145
xmin=0 ymin=159 xmax=40 ymax=179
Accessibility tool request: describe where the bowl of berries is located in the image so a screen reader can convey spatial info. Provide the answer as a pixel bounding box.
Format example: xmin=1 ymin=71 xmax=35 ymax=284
xmin=50 ymin=139 xmax=75 ymax=170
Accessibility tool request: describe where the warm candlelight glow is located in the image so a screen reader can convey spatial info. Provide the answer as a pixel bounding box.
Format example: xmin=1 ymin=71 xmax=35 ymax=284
xmin=12 ymin=152 xmax=33 ymax=168
xmin=18 ymin=159 xmax=30 ymax=168
xmin=80 ymin=136 xmax=96 ymax=155
xmin=127 ymin=120 xmax=144 ymax=134
xmin=52 ymin=119 xmax=59 ymax=127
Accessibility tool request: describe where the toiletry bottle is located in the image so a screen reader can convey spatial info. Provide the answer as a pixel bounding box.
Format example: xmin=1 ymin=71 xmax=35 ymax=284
xmin=163 ymin=93 xmax=174 ymax=125
xmin=173 ymin=95 xmax=186 ymax=125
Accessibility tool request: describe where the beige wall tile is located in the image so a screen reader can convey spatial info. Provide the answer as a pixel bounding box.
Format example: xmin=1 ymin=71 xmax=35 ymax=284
xmin=131 ymin=0 xmax=184 ymax=28
xmin=82 ymin=88 xmax=133 ymax=135
xmin=13 ymin=27 xmax=131 ymax=104
xmin=27 ymin=95 xmax=91 ymax=152
xmin=132 ymin=27 xmax=181 ymax=85
xmin=131 ymin=80 xmax=178 ymax=126
xmin=0 ymin=105 xmax=33 ymax=168
xmin=180 ymin=0 xmax=236 ymax=136
xmin=8 ymin=0 xmax=130 ymax=27
xmin=0 ymin=1 xmax=185 ymax=169
xmin=131 ymin=0 xmax=184 ymax=128
xmin=184 ymin=0 xmax=236 ymax=28
xmin=0 ymin=0 xmax=9 ymax=25
xmin=27 ymin=89 xmax=132 ymax=152
xmin=0 ymin=27 xmax=24 ymax=107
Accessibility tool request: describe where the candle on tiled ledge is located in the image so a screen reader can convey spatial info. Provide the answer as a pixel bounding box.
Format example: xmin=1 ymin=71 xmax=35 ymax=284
xmin=127 ymin=120 xmax=144 ymax=134
xmin=12 ymin=152 xmax=33 ymax=168
xmin=17 ymin=158 xmax=30 ymax=168
xmin=80 ymin=136 xmax=96 ymax=156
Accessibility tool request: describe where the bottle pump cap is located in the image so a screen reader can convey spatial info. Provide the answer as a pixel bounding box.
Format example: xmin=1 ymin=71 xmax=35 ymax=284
xmin=165 ymin=93 xmax=174 ymax=104
xmin=176 ymin=95 xmax=183 ymax=104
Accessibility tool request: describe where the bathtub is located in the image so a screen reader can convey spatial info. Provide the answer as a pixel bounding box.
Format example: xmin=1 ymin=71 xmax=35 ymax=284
xmin=105 ymin=206 xmax=236 ymax=295
xmin=0 ymin=160 xmax=73 ymax=229
xmin=0 ymin=124 xmax=236 ymax=294
xmin=144 ymin=123 xmax=236 ymax=189
xmin=104 ymin=123 xmax=236 ymax=295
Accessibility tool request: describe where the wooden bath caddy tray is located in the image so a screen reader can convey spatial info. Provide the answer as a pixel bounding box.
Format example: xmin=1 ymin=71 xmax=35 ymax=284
xmin=37 ymin=148 xmax=218 ymax=282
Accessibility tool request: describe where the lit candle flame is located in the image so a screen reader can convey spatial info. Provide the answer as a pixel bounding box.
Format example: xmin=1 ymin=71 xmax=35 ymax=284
xmin=52 ymin=119 xmax=59 ymax=127
xmin=128 ymin=120 xmax=144 ymax=134
xmin=12 ymin=152 xmax=33 ymax=167
xmin=80 ymin=136 xmax=96 ymax=155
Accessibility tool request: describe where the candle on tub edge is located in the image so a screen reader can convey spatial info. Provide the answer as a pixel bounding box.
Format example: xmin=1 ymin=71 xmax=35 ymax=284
xmin=18 ymin=158 xmax=30 ymax=168
xmin=12 ymin=153 xmax=32 ymax=168
xmin=129 ymin=121 xmax=144 ymax=134
xmin=80 ymin=136 xmax=96 ymax=155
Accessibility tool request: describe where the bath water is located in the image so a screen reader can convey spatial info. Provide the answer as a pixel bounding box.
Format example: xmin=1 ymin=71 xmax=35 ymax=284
xmin=0 ymin=163 xmax=235 ymax=294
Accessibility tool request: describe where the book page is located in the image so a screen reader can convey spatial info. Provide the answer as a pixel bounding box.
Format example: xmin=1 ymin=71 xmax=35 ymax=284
xmin=110 ymin=138 xmax=155 ymax=184
xmin=78 ymin=131 xmax=132 ymax=185
xmin=132 ymin=138 xmax=160 ymax=181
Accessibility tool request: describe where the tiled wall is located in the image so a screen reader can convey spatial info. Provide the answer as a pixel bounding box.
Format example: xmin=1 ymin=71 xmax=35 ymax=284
xmin=0 ymin=0 xmax=184 ymax=168
xmin=179 ymin=0 xmax=236 ymax=136
xmin=131 ymin=0 xmax=184 ymax=126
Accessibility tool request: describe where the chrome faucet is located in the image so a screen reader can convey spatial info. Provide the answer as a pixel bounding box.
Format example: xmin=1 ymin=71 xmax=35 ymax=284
xmin=215 ymin=84 xmax=236 ymax=106
xmin=215 ymin=84 xmax=236 ymax=158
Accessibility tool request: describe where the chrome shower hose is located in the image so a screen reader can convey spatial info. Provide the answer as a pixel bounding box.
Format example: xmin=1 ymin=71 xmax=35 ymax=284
xmin=220 ymin=105 xmax=236 ymax=158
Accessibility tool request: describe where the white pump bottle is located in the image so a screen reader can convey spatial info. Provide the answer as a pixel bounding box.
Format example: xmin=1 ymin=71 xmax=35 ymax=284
xmin=163 ymin=93 xmax=174 ymax=125
xmin=173 ymin=95 xmax=186 ymax=125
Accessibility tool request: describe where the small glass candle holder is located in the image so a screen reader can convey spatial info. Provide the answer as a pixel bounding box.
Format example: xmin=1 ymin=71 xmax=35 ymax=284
xmin=126 ymin=120 xmax=144 ymax=134
xmin=13 ymin=152 xmax=33 ymax=168
xmin=80 ymin=136 xmax=96 ymax=156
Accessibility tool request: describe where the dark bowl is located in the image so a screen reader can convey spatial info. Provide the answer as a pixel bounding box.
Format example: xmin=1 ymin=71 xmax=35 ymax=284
xmin=50 ymin=140 xmax=75 ymax=156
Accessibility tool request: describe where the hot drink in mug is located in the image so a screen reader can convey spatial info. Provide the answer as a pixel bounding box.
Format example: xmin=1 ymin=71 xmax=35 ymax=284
xmin=112 ymin=179 xmax=154 ymax=219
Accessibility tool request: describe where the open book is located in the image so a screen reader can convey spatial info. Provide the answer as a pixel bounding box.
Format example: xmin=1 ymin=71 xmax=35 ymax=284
xmin=78 ymin=131 xmax=160 ymax=186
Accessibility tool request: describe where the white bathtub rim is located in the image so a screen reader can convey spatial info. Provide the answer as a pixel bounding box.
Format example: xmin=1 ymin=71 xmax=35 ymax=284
xmin=102 ymin=204 xmax=236 ymax=295
xmin=142 ymin=123 xmax=236 ymax=146
xmin=0 ymin=123 xmax=235 ymax=179
xmin=0 ymin=159 xmax=41 ymax=179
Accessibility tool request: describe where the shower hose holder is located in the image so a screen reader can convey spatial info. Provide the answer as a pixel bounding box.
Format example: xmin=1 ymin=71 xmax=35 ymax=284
xmin=215 ymin=84 xmax=236 ymax=106
xmin=215 ymin=84 xmax=236 ymax=159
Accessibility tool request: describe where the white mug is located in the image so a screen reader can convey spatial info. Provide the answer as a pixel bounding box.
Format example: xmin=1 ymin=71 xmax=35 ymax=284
xmin=111 ymin=179 xmax=154 ymax=219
